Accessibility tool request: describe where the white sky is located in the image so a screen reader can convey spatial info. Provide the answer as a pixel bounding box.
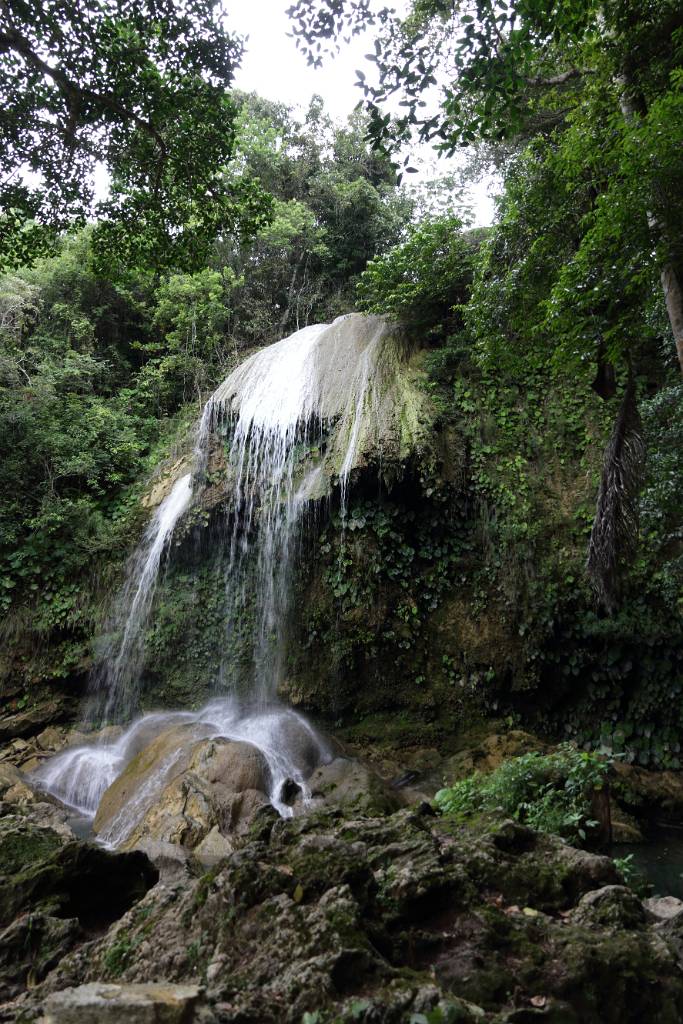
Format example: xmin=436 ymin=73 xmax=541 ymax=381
xmin=225 ymin=0 xmax=497 ymax=225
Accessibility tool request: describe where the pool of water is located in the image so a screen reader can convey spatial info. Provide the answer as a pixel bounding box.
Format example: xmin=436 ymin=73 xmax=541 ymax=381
xmin=67 ymin=815 xmax=95 ymax=841
xmin=612 ymin=830 xmax=683 ymax=899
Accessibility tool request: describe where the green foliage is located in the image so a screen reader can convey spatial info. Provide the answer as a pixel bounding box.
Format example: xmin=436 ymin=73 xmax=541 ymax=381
xmin=140 ymin=268 xmax=238 ymax=411
xmin=613 ymin=853 xmax=651 ymax=898
xmin=102 ymin=931 xmax=133 ymax=977
xmin=0 ymin=232 xmax=194 ymax=684
xmin=0 ymin=0 xmax=272 ymax=271
xmin=435 ymin=745 xmax=609 ymax=844
xmin=289 ymin=1 xmax=681 ymax=161
xmin=357 ymin=217 xmax=485 ymax=336
xmin=0 ymin=91 xmax=414 ymax=697
xmin=220 ymin=95 xmax=413 ymax=343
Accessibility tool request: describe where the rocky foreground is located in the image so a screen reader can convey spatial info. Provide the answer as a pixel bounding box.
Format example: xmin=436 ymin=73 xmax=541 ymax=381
xmin=3 ymin=730 xmax=683 ymax=1024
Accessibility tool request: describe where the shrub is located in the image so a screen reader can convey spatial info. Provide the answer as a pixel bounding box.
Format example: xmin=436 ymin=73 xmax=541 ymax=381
xmin=434 ymin=744 xmax=609 ymax=844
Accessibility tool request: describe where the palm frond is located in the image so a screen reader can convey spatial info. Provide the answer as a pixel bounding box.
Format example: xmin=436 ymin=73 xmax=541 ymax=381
xmin=587 ymin=378 xmax=646 ymax=612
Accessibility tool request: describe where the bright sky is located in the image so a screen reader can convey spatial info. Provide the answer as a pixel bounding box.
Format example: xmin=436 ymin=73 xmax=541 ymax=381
xmin=225 ymin=0 xmax=497 ymax=225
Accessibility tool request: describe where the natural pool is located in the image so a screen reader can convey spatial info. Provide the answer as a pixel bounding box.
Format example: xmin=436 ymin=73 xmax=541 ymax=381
xmin=612 ymin=829 xmax=683 ymax=899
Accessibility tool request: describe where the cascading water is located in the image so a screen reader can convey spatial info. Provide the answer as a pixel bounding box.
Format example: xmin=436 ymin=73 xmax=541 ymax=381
xmin=34 ymin=313 xmax=419 ymax=844
xmin=85 ymin=473 xmax=194 ymax=726
xmin=199 ymin=313 xmax=414 ymax=701
xmin=38 ymin=699 xmax=331 ymax=843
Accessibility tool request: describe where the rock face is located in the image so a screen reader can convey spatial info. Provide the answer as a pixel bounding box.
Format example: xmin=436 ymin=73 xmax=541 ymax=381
xmin=300 ymin=757 xmax=402 ymax=816
xmin=6 ymin=807 xmax=683 ymax=1024
xmin=90 ymin=723 xmax=401 ymax=863
xmin=612 ymin=761 xmax=683 ymax=824
xmin=0 ymin=692 xmax=76 ymax=745
xmin=0 ymin=813 xmax=157 ymax=1002
xmin=444 ymin=729 xmax=550 ymax=780
xmin=646 ymin=896 xmax=683 ymax=922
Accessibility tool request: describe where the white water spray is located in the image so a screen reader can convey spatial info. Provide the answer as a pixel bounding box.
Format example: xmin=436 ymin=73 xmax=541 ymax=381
xmin=36 ymin=699 xmax=331 ymax=846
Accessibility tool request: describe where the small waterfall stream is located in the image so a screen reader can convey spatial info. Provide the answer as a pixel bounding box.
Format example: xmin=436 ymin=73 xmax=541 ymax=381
xmin=86 ymin=473 xmax=194 ymax=726
xmin=35 ymin=313 xmax=413 ymax=841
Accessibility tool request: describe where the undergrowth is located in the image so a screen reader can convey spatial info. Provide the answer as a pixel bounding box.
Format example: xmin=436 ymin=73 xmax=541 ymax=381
xmin=434 ymin=745 xmax=610 ymax=844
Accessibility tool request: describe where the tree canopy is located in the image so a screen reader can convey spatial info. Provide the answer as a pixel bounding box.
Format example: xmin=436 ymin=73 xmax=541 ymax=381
xmin=288 ymin=0 xmax=683 ymax=372
xmin=0 ymin=0 xmax=270 ymax=271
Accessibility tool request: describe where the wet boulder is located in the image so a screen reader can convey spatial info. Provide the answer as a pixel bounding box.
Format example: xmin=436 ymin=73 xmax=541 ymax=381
xmin=300 ymin=756 xmax=401 ymax=816
xmin=93 ymin=723 xmax=212 ymax=837
xmin=95 ymin=726 xmax=272 ymax=853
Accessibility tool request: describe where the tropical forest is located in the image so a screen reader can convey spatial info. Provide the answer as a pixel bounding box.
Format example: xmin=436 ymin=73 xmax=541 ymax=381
xmin=0 ymin=0 xmax=682 ymax=1021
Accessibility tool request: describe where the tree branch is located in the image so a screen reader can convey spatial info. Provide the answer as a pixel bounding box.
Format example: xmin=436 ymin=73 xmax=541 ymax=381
xmin=0 ymin=15 xmax=167 ymax=165
xmin=523 ymin=68 xmax=591 ymax=88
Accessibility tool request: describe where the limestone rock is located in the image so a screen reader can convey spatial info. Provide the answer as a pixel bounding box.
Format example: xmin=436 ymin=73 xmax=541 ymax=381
xmin=0 ymin=828 xmax=158 ymax=931
xmin=93 ymin=722 xmax=213 ymax=836
xmin=646 ymin=896 xmax=683 ymax=922
xmin=41 ymin=982 xmax=203 ymax=1023
xmin=445 ymin=729 xmax=550 ymax=781
xmin=551 ymin=842 xmax=621 ymax=900
xmin=572 ymin=884 xmax=648 ymax=929
xmin=95 ymin=724 xmax=271 ymax=852
xmin=0 ymin=694 xmax=75 ymax=745
xmin=610 ymin=803 xmax=645 ymax=842
xmin=0 ymin=817 xmax=66 ymax=892
xmin=193 ymin=825 xmax=234 ymax=866
xmin=613 ymin=761 xmax=683 ymax=823
xmin=0 ymin=815 xmax=157 ymax=1003
xmin=122 ymin=771 xmax=217 ymax=852
xmin=0 ymin=913 xmax=78 ymax=1001
xmin=134 ymin=839 xmax=190 ymax=883
xmin=122 ymin=773 xmax=270 ymax=854
xmin=36 ymin=727 xmax=68 ymax=752
xmin=0 ymin=762 xmax=33 ymax=803
xmin=188 ymin=735 xmax=270 ymax=794
xmin=17 ymin=799 xmax=76 ymax=839
xmin=467 ymin=825 xmax=619 ymax=912
xmin=8 ymin=808 xmax=683 ymax=1023
xmin=301 ymin=756 xmax=401 ymax=816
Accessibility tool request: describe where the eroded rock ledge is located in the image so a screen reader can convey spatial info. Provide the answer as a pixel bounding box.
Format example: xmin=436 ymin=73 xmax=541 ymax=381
xmin=4 ymin=802 xmax=683 ymax=1024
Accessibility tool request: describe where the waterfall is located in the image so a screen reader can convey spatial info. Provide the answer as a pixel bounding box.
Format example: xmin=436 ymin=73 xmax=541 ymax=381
xmin=87 ymin=313 xmax=410 ymax=720
xmin=84 ymin=475 xmax=194 ymax=724
xmin=36 ymin=700 xmax=330 ymax=836
xmin=34 ymin=313 xmax=418 ymax=833
xmin=85 ymin=473 xmax=194 ymax=726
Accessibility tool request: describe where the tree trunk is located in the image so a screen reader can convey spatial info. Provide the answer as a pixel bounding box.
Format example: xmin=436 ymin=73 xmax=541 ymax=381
xmin=659 ymin=261 xmax=683 ymax=375
xmin=279 ymin=250 xmax=306 ymax=335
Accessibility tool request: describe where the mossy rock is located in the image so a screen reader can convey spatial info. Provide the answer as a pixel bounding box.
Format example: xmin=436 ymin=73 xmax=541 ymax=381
xmin=0 ymin=816 xmax=158 ymax=931
xmin=0 ymin=818 xmax=64 ymax=878
xmin=301 ymin=757 xmax=401 ymax=816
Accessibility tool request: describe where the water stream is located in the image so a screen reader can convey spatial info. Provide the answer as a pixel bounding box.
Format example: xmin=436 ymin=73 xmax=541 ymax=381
xmin=35 ymin=313 xmax=411 ymax=842
xmin=85 ymin=473 xmax=194 ymax=726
